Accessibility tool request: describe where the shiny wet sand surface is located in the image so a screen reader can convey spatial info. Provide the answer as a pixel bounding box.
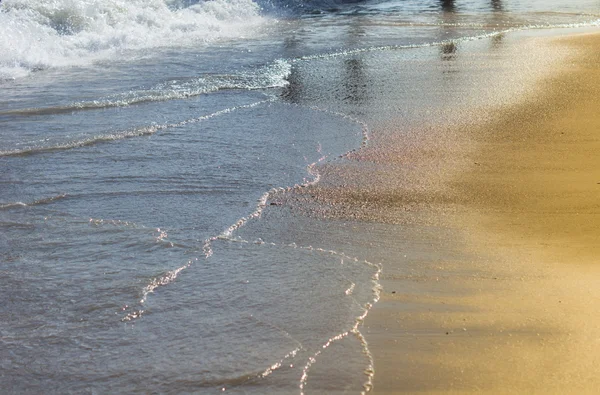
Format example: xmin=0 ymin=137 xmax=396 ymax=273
xmin=363 ymin=31 xmax=600 ymax=394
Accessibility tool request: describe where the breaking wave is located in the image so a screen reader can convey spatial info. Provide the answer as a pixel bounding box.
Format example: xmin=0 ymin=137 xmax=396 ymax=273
xmin=0 ymin=0 xmax=268 ymax=79
xmin=0 ymin=59 xmax=290 ymax=115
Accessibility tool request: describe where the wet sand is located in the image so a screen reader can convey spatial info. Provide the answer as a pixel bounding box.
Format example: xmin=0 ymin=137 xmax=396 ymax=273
xmin=365 ymin=31 xmax=600 ymax=393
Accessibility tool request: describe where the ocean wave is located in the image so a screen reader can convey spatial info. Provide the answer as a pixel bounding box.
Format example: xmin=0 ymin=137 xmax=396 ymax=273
xmin=79 ymin=58 xmax=290 ymax=108
xmin=0 ymin=0 xmax=268 ymax=80
xmin=0 ymin=99 xmax=273 ymax=157
xmin=0 ymin=126 xmax=161 ymax=157
xmin=0 ymin=193 xmax=68 ymax=209
xmin=2 ymin=0 xmax=597 ymax=82
xmin=0 ymin=60 xmax=290 ymax=115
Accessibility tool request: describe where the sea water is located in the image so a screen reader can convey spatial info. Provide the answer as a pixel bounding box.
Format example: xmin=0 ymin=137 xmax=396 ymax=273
xmin=1 ymin=0 xmax=598 ymax=393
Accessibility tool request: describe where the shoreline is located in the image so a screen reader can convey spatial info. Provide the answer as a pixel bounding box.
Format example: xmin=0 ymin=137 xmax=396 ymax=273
xmin=365 ymin=29 xmax=600 ymax=393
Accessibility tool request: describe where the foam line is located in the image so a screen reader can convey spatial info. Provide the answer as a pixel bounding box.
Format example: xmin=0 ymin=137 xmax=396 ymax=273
xmin=209 ymin=234 xmax=383 ymax=393
xmin=0 ymin=99 xmax=274 ymax=157
xmin=122 ymin=258 xmax=196 ymax=322
xmin=0 ymin=193 xmax=68 ymax=209
xmin=290 ymin=23 xmax=600 ymax=63
xmin=1 ymin=60 xmax=291 ymax=115
xmin=116 ymin=99 xmax=381 ymax=392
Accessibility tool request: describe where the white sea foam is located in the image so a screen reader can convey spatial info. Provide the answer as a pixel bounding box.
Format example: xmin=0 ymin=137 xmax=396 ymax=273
xmin=69 ymin=59 xmax=291 ymax=108
xmin=0 ymin=0 xmax=268 ymax=79
xmin=0 ymin=59 xmax=290 ymax=114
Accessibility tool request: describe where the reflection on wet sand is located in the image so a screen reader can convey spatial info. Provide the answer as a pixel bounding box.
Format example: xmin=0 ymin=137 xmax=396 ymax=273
xmin=437 ymin=0 xmax=506 ymax=58
xmin=440 ymin=0 xmax=503 ymax=12
xmin=342 ymin=58 xmax=368 ymax=104
xmin=438 ymin=1 xmax=459 ymax=64
xmin=341 ymin=19 xmax=370 ymax=105
xmin=275 ymin=9 xmax=600 ymax=394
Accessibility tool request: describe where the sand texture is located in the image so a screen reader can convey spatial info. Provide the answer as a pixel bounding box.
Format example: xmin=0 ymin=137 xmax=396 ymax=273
xmin=365 ymin=31 xmax=600 ymax=394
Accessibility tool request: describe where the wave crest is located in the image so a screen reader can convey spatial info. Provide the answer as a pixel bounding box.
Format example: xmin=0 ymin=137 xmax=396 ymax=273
xmin=0 ymin=0 xmax=267 ymax=79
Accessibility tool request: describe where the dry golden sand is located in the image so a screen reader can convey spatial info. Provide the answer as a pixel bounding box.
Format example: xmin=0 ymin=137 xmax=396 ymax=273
xmin=365 ymin=32 xmax=600 ymax=394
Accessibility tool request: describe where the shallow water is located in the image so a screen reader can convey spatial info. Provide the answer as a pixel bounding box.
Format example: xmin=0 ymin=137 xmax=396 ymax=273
xmin=1 ymin=0 xmax=599 ymax=393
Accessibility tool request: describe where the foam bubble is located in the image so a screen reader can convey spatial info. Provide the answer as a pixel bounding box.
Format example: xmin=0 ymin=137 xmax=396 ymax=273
xmin=0 ymin=0 xmax=268 ymax=79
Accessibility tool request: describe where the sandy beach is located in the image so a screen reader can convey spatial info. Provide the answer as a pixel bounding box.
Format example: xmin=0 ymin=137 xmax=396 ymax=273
xmin=365 ymin=30 xmax=600 ymax=394
xmin=3 ymin=1 xmax=600 ymax=392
